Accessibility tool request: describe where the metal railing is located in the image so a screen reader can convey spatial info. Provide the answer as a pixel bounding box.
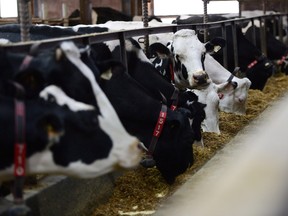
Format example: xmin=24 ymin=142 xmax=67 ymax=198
xmin=0 ymin=13 xmax=287 ymax=71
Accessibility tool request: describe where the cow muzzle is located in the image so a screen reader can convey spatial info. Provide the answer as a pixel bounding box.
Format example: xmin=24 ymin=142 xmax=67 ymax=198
xmin=117 ymin=139 xmax=143 ymax=169
xmin=192 ymin=71 xmax=210 ymax=87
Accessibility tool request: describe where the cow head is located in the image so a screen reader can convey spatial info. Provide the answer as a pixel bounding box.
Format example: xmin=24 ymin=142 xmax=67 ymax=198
xmin=169 ymin=29 xmax=225 ymax=90
xmin=153 ymin=108 xmax=194 ymax=184
xmin=216 ymin=76 xmax=250 ymax=115
xmin=244 ymin=54 xmax=274 ymax=90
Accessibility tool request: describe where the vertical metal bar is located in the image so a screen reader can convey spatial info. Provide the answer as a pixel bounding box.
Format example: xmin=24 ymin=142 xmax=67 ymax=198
xmin=259 ymin=17 xmax=267 ymax=56
xmin=80 ymin=0 xmax=92 ymax=24
xmin=119 ymin=32 xmax=128 ymax=72
xmin=277 ymin=15 xmax=284 ymax=43
xmin=203 ymin=0 xmax=209 ymax=43
xmin=238 ymin=0 xmax=242 ymax=18
xmin=142 ymin=0 xmax=149 ymax=54
xmin=231 ymin=21 xmax=239 ymax=68
xmin=251 ymin=18 xmax=257 ymax=46
xmin=221 ymin=23 xmax=228 ymax=68
xmin=33 ymin=0 xmax=39 ymax=17
xmin=18 ymin=0 xmax=31 ymax=42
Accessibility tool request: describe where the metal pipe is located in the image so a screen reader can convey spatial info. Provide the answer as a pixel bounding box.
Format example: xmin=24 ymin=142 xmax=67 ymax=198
xmin=203 ymin=0 xmax=209 ymax=43
xmin=18 ymin=0 xmax=31 ymax=42
xmin=80 ymin=0 xmax=92 ymax=24
xmin=231 ymin=21 xmax=239 ymax=68
xmin=142 ymin=0 xmax=149 ymax=54
xmin=221 ymin=23 xmax=228 ymax=68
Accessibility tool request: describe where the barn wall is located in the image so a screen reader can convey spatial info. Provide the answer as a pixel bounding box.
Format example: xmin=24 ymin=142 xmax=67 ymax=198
xmin=37 ymin=0 xmax=122 ymax=19
xmin=241 ymin=0 xmax=288 ymax=13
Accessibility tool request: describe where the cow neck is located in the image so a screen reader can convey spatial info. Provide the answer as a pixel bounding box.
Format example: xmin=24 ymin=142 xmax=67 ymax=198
xmin=19 ymin=43 xmax=40 ymax=71
xmin=140 ymin=103 xmax=168 ymax=168
xmin=246 ymin=54 xmax=266 ymax=70
xmin=19 ymin=55 xmax=33 ymax=71
xmin=13 ymin=98 xmax=26 ymax=203
xmin=170 ymin=87 xmax=179 ymax=111
xmin=247 ymin=59 xmax=258 ymax=69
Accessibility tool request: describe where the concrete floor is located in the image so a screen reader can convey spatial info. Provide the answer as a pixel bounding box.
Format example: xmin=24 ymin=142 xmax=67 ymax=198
xmin=153 ymin=93 xmax=288 ymax=216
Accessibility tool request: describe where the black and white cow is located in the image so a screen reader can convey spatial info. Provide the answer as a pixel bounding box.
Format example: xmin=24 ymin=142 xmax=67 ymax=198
xmin=242 ymin=19 xmax=288 ymax=74
xmin=96 ymin=59 xmax=195 ymax=183
xmin=0 ymin=85 xmax=142 ymax=182
xmin=0 ymin=41 xmax=143 ymax=182
xmin=173 ymin=15 xmax=275 ymax=91
xmin=0 ymin=24 xmax=82 ymax=43
xmin=68 ymin=6 xmax=162 ymax=26
xmin=98 ymin=38 xmax=207 ymax=145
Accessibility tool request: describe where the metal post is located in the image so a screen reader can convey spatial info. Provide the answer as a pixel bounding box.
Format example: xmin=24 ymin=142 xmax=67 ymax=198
xmin=262 ymin=0 xmax=266 ymax=15
xmin=202 ymin=0 xmax=209 ymax=43
xmin=221 ymin=23 xmax=228 ymax=68
xmin=142 ymin=0 xmax=149 ymax=54
xmin=238 ymin=0 xmax=242 ymax=18
xmin=80 ymin=0 xmax=92 ymax=24
xmin=259 ymin=17 xmax=267 ymax=56
xmin=231 ymin=21 xmax=239 ymax=69
xmin=18 ymin=0 xmax=31 ymax=42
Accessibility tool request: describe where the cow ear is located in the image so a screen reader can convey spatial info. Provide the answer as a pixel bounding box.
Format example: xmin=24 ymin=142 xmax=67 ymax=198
xmin=205 ymin=37 xmax=226 ymax=54
xmin=148 ymin=43 xmax=171 ymax=58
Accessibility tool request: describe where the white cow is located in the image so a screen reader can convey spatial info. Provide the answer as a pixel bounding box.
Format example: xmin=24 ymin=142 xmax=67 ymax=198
xmin=204 ymin=54 xmax=251 ymax=115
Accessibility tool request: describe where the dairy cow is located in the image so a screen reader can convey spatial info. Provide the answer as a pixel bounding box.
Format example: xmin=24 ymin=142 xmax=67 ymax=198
xmin=173 ymin=15 xmax=274 ymax=91
xmin=96 ymin=60 xmax=195 ymax=183
xmin=68 ymin=6 xmax=162 ymax=26
xmin=0 ymin=84 xmax=141 ymax=182
xmin=98 ymin=38 xmax=206 ymax=145
xmin=0 ymin=41 xmax=143 ymax=182
xmin=145 ymin=35 xmax=251 ymax=116
xmin=242 ymin=19 xmax=288 ymax=74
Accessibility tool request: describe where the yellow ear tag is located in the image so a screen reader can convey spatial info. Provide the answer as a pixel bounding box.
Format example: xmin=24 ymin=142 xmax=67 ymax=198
xmin=214 ymin=45 xmax=221 ymax=53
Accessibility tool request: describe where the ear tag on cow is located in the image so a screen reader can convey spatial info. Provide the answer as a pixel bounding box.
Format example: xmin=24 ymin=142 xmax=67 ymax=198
xmin=55 ymin=48 xmax=63 ymax=61
xmin=218 ymin=93 xmax=224 ymax=99
xmin=140 ymin=158 xmax=156 ymax=168
xmin=100 ymin=69 xmax=113 ymax=80
xmin=213 ymin=45 xmax=221 ymax=53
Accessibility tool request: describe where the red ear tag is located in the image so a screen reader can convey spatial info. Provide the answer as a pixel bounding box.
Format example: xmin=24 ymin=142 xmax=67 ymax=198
xmin=218 ymin=93 xmax=224 ymax=99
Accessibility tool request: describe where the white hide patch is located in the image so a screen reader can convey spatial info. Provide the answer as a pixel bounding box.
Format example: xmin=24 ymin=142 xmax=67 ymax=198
xmin=191 ymin=83 xmax=221 ymax=134
xmin=40 ymin=85 xmax=95 ymax=112
xmin=105 ymin=39 xmax=151 ymax=64
xmin=59 ymin=41 xmax=141 ymax=169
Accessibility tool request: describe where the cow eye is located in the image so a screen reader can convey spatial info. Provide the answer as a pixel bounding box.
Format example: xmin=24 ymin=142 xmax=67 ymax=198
xmin=175 ymin=54 xmax=180 ymax=60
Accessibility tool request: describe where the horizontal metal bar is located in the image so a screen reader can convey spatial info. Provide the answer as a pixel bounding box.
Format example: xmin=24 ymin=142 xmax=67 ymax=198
xmin=0 ymin=13 xmax=286 ymax=53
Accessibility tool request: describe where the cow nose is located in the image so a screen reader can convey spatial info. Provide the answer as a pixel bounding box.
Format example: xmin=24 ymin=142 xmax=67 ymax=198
xmin=193 ymin=72 xmax=209 ymax=85
xmin=238 ymin=98 xmax=244 ymax=103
